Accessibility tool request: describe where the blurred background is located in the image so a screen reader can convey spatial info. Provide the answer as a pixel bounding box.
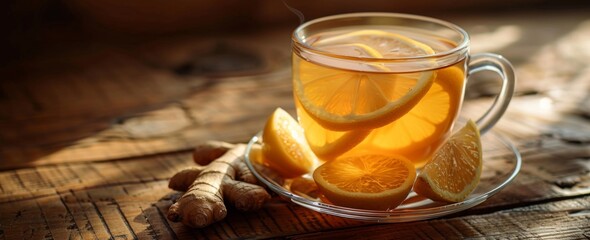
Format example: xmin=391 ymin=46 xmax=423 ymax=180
xmin=2 ymin=0 xmax=590 ymax=63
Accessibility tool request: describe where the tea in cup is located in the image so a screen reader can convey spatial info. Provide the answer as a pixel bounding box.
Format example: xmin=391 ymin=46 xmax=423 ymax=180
xmin=291 ymin=13 xmax=515 ymax=167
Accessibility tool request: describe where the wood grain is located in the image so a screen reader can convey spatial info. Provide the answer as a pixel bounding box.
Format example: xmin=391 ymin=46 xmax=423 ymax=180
xmin=1 ymin=7 xmax=590 ymax=240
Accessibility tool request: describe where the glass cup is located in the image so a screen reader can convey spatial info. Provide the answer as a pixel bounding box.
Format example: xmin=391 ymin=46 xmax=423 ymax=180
xmin=291 ymin=12 xmax=515 ymax=168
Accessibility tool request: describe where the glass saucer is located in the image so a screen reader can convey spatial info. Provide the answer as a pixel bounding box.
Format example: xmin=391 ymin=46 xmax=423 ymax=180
xmin=244 ymin=130 xmax=521 ymax=222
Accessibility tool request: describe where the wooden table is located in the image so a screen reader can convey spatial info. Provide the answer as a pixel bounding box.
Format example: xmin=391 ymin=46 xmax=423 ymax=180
xmin=1 ymin=7 xmax=590 ymax=239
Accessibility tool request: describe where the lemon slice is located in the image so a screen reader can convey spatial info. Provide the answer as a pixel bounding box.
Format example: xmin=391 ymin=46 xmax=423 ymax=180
xmin=295 ymin=29 xmax=436 ymax=131
xmin=320 ymin=43 xmax=384 ymax=58
xmin=295 ymin=59 xmax=434 ymax=131
xmin=413 ymin=119 xmax=483 ymax=202
xmin=298 ymin=106 xmax=371 ymax=160
xmin=315 ymin=29 xmax=436 ymax=57
xmin=313 ymin=154 xmax=416 ymax=210
xmin=262 ymin=108 xmax=317 ymax=178
xmin=363 ymin=66 xmax=465 ymax=167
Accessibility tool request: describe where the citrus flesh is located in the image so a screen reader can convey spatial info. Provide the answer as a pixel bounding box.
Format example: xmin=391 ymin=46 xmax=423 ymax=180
xmin=313 ymin=154 xmax=416 ymax=210
xmin=413 ymin=119 xmax=483 ymax=202
xmin=313 ymin=29 xmax=436 ymax=58
xmin=295 ymin=29 xmax=436 ymax=132
xmin=262 ymin=108 xmax=317 ymax=178
xmin=360 ymin=65 xmax=465 ymax=167
xmin=297 ymin=105 xmax=371 ymax=160
xmin=297 ymin=62 xmax=464 ymax=162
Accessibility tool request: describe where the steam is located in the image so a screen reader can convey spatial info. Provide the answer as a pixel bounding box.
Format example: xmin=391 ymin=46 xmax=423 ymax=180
xmin=282 ymin=0 xmax=305 ymax=24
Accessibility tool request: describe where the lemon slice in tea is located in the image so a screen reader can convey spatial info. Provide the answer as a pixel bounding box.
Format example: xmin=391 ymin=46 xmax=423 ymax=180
xmin=294 ymin=29 xmax=436 ymax=131
xmin=362 ymin=65 xmax=465 ymax=167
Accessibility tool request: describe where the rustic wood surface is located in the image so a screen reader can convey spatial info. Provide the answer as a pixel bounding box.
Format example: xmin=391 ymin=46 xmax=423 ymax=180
xmin=2 ymin=7 xmax=590 ymax=239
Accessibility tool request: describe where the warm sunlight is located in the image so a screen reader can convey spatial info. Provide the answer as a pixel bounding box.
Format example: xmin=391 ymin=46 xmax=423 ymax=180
xmin=2 ymin=1 xmax=590 ymax=239
xmin=470 ymin=25 xmax=522 ymax=53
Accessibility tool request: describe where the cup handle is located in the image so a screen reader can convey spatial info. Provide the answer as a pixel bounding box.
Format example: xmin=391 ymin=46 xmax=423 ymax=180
xmin=467 ymin=53 xmax=516 ymax=134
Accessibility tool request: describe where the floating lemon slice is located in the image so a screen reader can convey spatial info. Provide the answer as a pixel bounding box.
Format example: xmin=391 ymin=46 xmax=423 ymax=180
xmin=297 ymin=105 xmax=371 ymax=160
xmin=363 ymin=65 xmax=465 ymax=167
xmin=314 ymin=29 xmax=435 ymax=57
xmin=295 ymin=29 xmax=436 ymax=131
xmin=320 ymin=42 xmax=384 ymax=58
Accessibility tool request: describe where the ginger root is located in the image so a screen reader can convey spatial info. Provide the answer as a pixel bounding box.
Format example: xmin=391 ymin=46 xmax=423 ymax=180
xmin=167 ymin=141 xmax=271 ymax=228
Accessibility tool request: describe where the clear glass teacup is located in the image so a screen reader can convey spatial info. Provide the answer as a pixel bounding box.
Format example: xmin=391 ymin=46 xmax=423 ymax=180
xmin=291 ymin=12 xmax=515 ymax=168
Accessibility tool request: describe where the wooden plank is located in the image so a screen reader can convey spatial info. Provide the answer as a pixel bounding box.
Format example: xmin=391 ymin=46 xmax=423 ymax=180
xmin=289 ymin=196 xmax=590 ymax=239
xmin=118 ymin=201 xmax=167 ymax=240
xmin=0 ymin=199 xmax=51 ymax=239
xmin=3 ymin=137 xmax=590 ymax=238
xmin=0 ymin=153 xmax=194 ymax=203
xmin=69 ymin=191 xmax=114 ymax=240
xmin=0 ymin=135 xmax=587 ymax=238
xmin=0 ymin=171 xmax=26 ymax=195
xmin=36 ymin=195 xmax=83 ymax=240
xmin=0 ymin=36 xmax=289 ymax=168
xmin=15 ymin=168 xmax=53 ymax=192
xmin=153 ymin=154 xmax=189 ymax=180
xmin=138 ymin=203 xmax=178 ymax=240
xmin=1 ymin=7 xmax=590 ymax=240
xmin=0 ymin=151 xmax=587 ymax=239
xmin=62 ymin=195 xmax=104 ymax=240
xmin=94 ymin=201 xmax=136 ymax=239
xmin=66 ymin=163 xmax=109 ymax=190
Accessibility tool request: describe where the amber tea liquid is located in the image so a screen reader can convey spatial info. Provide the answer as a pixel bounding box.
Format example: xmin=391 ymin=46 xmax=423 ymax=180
xmin=293 ymin=26 xmax=467 ymax=168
